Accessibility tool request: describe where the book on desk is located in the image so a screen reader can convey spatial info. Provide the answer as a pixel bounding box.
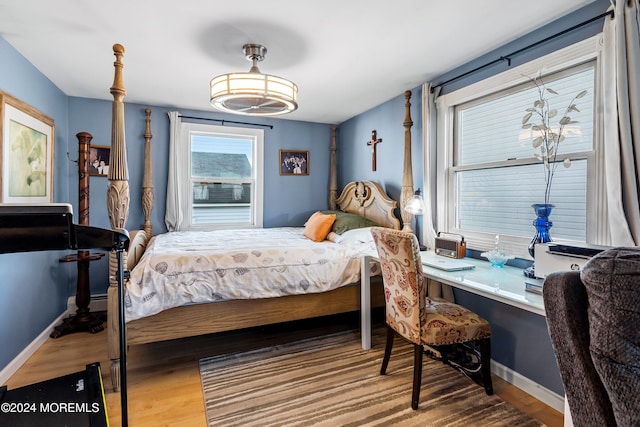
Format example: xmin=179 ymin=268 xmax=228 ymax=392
xmin=525 ymin=277 xmax=544 ymax=295
xmin=422 ymin=256 xmax=476 ymax=272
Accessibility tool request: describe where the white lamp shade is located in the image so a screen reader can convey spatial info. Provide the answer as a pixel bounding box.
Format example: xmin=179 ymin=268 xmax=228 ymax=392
xmin=405 ymin=194 xmax=426 ymax=215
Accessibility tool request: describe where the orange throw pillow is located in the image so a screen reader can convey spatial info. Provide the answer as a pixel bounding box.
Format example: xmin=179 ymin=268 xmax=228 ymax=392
xmin=303 ymin=211 xmax=337 ymax=242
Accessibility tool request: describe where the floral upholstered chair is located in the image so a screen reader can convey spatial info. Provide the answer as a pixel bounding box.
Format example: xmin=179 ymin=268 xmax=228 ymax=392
xmin=370 ymin=227 xmax=493 ymax=410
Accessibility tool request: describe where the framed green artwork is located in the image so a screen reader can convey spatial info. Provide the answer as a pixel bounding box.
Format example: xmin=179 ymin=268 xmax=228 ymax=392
xmin=0 ymin=91 xmax=55 ymax=203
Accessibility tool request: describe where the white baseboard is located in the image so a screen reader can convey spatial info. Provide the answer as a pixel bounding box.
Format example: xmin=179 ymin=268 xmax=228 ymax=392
xmin=0 ymin=310 xmax=68 ymax=386
xmin=66 ymin=293 xmax=108 ymax=314
xmin=491 ymin=359 xmax=565 ymax=413
xmin=2 ymin=294 xmax=109 ymax=386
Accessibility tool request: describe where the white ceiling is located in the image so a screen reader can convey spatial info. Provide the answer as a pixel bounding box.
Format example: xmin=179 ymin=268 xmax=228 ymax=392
xmin=0 ymin=0 xmax=596 ymax=124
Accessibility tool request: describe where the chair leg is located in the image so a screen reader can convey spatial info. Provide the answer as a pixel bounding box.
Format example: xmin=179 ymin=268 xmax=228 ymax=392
xmin=440 ymin=344 xmax=448 ymax=365
xmin=380 ymin=326 xmax=395 ymax=375
xmin=479 ymin=338 xmax=494 ymax=395
xmin=411 ymin=343 xmax=423 ymax=410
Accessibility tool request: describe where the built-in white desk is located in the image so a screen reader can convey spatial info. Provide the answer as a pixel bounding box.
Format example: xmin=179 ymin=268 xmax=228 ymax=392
xmin=360 ymin=250 xmax=545 ymax=350
xmin=418 ymin=251 xmax=545 ymax=316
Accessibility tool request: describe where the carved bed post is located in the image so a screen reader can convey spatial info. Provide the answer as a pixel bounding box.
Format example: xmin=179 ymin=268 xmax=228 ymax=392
xmin=107 ymin=44 xmax=130 ymax=231
xmin=329 ymin=126 xmax=338 ymax=209
xmin=401 ymin=90 xmax=415 ymax=232
xmin=142 ymin=108 xmax=154 ymax=236
xmin=107 ymin=43 xmax=129 ymax=392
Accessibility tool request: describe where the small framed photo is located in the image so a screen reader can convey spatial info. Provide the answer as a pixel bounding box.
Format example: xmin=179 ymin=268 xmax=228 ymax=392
xmin=279 ymin=150 xmax=309 ymax=176
xmin=88 ymin=145 xmax=110 ymax=176
xmin=1 ymin=91 xmax=55 ymax=204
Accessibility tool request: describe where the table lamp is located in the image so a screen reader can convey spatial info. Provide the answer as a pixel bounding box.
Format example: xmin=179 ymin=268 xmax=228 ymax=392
xmin=404 ymin=189 xmax=427 ymax=251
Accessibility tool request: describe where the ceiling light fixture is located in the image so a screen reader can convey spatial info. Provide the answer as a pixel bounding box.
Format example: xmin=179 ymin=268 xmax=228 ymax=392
xmin=210 ymin=44 xmax=298 ymax=116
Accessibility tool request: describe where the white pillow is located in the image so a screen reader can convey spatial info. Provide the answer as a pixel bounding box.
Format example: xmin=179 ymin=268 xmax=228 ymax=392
xmin=334 ymin=227 xmax=375 ymax=245
xmin=326 ymin=231 xmax=339 ymax=242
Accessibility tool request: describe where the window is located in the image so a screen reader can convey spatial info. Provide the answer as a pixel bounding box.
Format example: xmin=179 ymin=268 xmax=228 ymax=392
xmin=435 ymin=36 xmax=604 ymax=258
xmin=181 ymin=123 xmax=263 ymax=230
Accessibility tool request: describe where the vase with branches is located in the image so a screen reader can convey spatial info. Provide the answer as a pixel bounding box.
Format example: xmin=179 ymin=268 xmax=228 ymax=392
xmin=522 ymin=75 xmax=587 ymax=205
xmin=521 ymin=74 xmax=586 ymax=272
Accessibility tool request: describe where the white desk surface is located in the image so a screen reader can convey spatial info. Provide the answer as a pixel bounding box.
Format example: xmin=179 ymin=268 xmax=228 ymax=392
xmin=419 ymin=251 xmax=545 ymax=317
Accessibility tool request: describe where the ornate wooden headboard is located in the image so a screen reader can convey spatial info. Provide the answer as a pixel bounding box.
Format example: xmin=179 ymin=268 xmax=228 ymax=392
xmin=335 ymin=180 xmax=400 ymax=230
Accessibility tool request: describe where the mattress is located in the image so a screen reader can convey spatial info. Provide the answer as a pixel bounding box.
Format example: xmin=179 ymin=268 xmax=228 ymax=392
xmin=124 ymin=227 xmax=380 ymax=321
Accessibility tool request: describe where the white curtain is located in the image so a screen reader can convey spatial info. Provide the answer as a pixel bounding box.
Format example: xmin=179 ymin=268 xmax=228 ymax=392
xmin=165 ymin=111 xmax=184 ymax=231
xmin=602 ymin=0 xmax=640 ymax=246
xmin=421 ymin=83 xmax=440 ymax=250
xmin=422 ymin=83 xmax=454 ymax=302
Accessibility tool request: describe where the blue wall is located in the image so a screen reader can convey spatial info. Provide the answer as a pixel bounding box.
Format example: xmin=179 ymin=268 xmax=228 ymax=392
xmin=338 ymin=87 xmax=423 ymax=225
xmin=336 ymin=0 xmax=611 ymax=398
xmin=67 ymin=99 xmax=333 ymax=292
xmin=0 ymin=36 xmax=71 ymax=372
xmin=67 ymin=99 xmax=333 ymax=234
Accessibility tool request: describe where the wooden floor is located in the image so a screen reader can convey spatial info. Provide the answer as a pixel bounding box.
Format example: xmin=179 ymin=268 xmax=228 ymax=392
xmin=5 ymin=311 xmax=563 ymax=427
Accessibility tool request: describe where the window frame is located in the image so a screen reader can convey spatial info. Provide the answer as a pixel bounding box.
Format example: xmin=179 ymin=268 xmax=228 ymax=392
xmin=179 ymin=122 xmax=264 ymax=230
xmin=434 ymin=35 xmax=606 ymax=259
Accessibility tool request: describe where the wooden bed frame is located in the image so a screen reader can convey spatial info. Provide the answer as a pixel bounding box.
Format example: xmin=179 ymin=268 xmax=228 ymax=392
xmin=104 ymin=45 xmax=415 ymax=391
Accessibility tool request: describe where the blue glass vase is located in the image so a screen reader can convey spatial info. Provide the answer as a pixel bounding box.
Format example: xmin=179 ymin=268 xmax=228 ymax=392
xmin=527 ymin=203 xmax=554 ymax=259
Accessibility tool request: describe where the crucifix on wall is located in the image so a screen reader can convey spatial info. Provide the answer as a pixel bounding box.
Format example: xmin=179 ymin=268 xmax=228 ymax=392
xmin=367 ymin=130 xmax=382 ymax=171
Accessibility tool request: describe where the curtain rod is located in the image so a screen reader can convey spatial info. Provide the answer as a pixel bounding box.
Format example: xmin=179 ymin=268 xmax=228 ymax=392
xmin=178 ymin=114 xmax=274 ymax=129
xmin=431 ymin=9 xmax=614 ymax=92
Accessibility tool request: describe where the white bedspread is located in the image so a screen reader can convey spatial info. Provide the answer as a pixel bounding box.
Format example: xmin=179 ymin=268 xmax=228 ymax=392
xmin=124 ymin=227 xmax=379 ymax=322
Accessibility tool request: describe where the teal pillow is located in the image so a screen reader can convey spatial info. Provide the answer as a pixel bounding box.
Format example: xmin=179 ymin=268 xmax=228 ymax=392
xmin=322 ymin=210 xmax=379 ymax=235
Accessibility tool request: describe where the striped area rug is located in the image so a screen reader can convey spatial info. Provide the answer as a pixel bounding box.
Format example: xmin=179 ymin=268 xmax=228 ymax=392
xmin=199 ymin=328 xmax=544 ymax=426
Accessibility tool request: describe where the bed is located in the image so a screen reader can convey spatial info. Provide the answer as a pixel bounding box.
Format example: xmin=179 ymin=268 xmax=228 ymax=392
xmin=107 ymin=181 xmax=398 ymax=390
xmin=104 ymin=45 xmax=417 ymax=391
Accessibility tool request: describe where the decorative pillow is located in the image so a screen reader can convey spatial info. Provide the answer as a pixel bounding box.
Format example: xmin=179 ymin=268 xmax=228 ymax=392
xmin=126 ymin=230 xmax=149 ymax=271
xmin=326 ymin=231 xmax=339 ymax=242
xmin=334 ymin=227 xmax=375 ymax=245
xmin=303 ymin=211 xmax=336 ymax=242
xmin=321 ymin=210 xmax=379 ymax=235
